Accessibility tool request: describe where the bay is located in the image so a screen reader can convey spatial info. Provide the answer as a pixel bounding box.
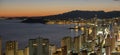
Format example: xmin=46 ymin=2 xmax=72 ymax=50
xmin=0 ymin=19 xmax=81 ymax=50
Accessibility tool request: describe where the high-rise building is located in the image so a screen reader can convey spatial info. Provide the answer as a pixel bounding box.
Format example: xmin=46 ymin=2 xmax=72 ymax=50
xmin=92 ymin=15 xmax=98 ymax=40
xmin=0 ymin=37 xmax=2 ymax=55
xmin=73 ymin=36 xmax=86 ymax=55
xmin=29 ymin=37 xmax=49 ymax=55
xmin=53 ymin=48 xmax=62 ymax=55
xmin=117 ymin=30 xmax=120 ymax=41
xmin=61 ymin=36 xmax=72 ymax=54
xmin=5 ymin=41 xmax=18 ymax=55
xmin=105 ymin=34 xmax=112 ymax=55
xmin=49 ymin=44 xmax=57 ymax=55
xmin=24 ymin=46 xmax=29 ymax=55
xmin=17 ymin=49 xmax=24 ymax=55
xmin=73 ymin=37 xmax=79 ymax=53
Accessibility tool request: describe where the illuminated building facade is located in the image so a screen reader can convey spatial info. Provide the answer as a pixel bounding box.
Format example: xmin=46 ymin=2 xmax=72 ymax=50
xmin=61 ymin=36 xmax=72 ymax=54
xmin=73 ymin=37 xmax=80 ymax=53
xmin=29 ymin=37 xmax=49 ymax=55
xmin=17 ymin=49 xmax=24 ymax=55
xmin=5 ymin=41 xmax=18 ymax=55
xmin=53 ymin=48 xmax=62 ymax=55
xmin=24 ymin=46 xmax=29 ymax=55
xmin=49 ymin=44 xmax=57 ymax=55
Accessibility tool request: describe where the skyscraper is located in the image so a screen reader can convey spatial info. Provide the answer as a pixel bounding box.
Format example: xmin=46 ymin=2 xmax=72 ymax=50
xmin=61 ymin=36 xmax=72 ymax=54
xmin=73 ymin=37 xmax=79 ymax=53
xmin=5 ymin=41 xmax=18 ymax=55
xmin=29 ymin=37 xmax=49 ymax=55
xmin=0 ymin=37 xmax=2 ymax=55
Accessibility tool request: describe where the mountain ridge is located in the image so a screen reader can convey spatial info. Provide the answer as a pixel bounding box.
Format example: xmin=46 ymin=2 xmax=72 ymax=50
xmin=22 ymin=10 xmax=120 ymax=23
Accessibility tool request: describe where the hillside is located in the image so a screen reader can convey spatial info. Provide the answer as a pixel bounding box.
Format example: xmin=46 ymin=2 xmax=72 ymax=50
xmin=22 ymin=10 xmax=120 ymax=23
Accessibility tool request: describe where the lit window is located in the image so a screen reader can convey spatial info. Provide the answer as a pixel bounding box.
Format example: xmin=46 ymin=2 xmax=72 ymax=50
xmin=33 ymin=43 xmax=38 ymax=46
xmin=42 ymin=43 xmax=46 ymax=46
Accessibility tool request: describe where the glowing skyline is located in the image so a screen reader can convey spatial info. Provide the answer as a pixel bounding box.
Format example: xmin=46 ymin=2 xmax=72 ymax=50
xmin=0 ymin=0 xmax=120 ymax=17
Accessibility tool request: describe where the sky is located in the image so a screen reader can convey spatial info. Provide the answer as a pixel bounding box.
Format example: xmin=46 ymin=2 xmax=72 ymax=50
xmin=0 ymin=0 xmax=120 ymax=17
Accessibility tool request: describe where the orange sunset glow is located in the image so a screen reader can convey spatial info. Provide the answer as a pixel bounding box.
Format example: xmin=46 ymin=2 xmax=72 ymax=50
xmin=0 ymin=0 xmax=120 ymax=17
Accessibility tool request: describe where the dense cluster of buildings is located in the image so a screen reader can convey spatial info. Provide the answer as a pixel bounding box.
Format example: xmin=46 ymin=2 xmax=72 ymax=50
xmin=0 ymin=17 xmax=120 ymax=55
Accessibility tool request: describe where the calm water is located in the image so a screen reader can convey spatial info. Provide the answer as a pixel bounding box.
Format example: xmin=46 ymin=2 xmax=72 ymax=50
xmin=0 ymin=19 xmax=81 ymax=50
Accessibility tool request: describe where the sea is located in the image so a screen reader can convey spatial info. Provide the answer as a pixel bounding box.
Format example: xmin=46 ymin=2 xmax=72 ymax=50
xmin=0 ymin=19 xmax=81 ymax=51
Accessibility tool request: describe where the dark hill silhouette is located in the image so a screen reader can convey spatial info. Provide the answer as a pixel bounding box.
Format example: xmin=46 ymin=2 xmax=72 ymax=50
xmin=22 ymin=10 xmax=120 ymax=23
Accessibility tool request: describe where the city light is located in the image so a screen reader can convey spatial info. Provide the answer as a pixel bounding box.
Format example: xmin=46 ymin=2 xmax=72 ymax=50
xmin=0 ymin=17 xmax=120 ymax=55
